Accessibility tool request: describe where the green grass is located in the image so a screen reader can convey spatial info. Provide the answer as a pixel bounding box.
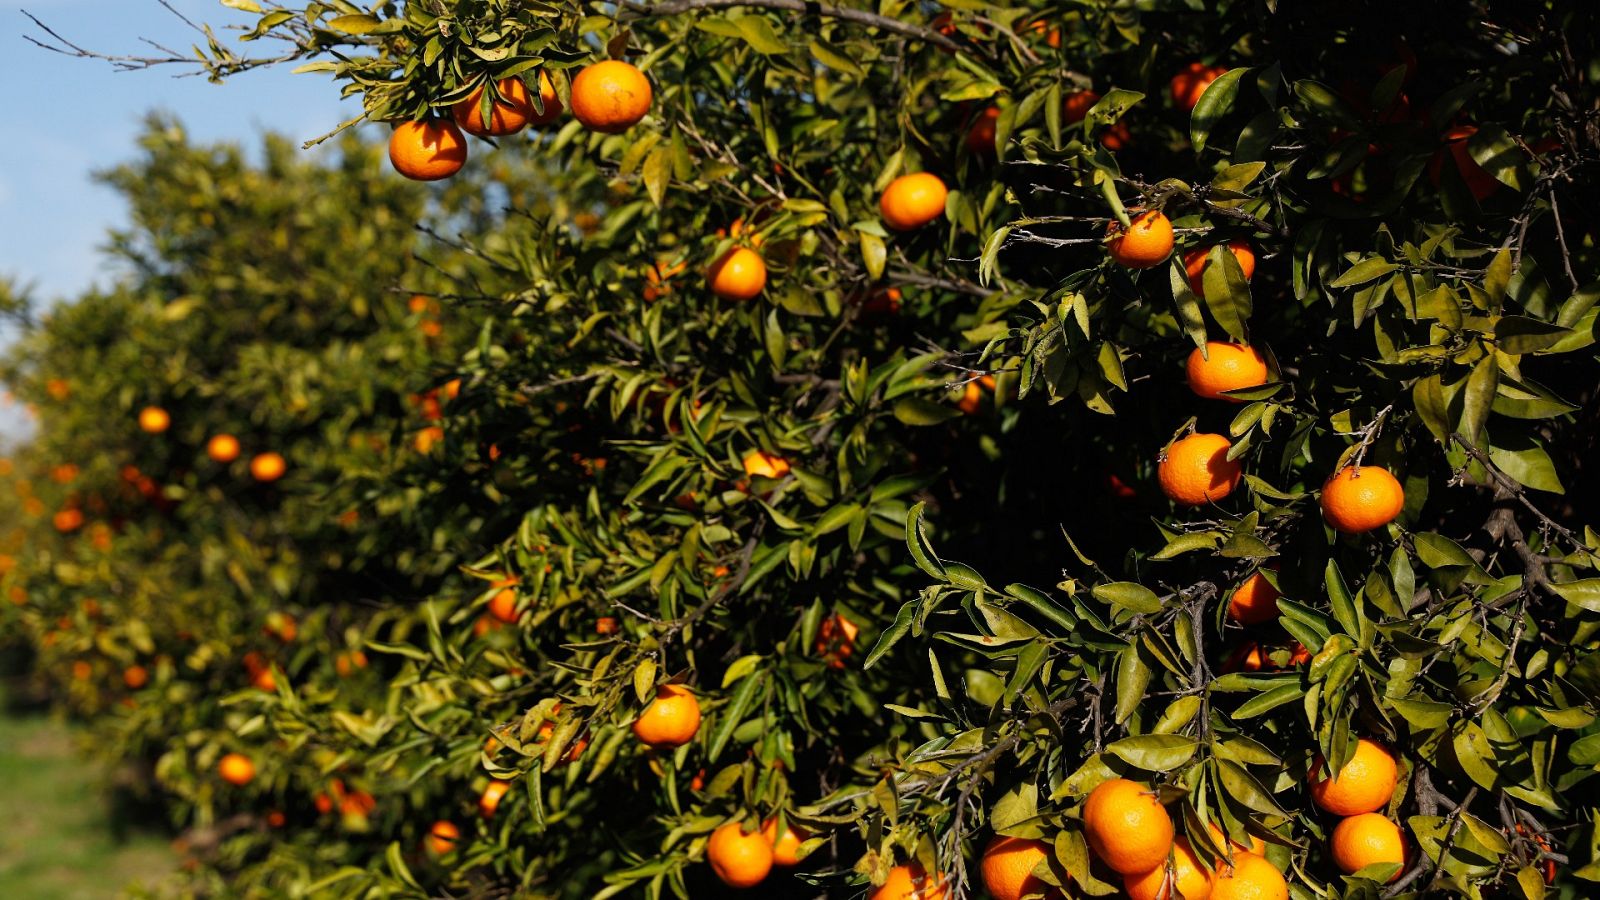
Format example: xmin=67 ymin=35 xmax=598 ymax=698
xmin=0 ymin=702 xmax=176 ymax=898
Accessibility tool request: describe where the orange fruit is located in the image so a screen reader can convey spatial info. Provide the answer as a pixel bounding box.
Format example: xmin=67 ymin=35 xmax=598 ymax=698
xmin=1183 ymin=242 xmax=1257 ymax=296
xmin=955 ymin=376 xmax=995 ymax=414
xmin=389 ymin=119 xmax=468 ymax=181
xmin=1204 ymin=823 xmax=1267 ymax=858
xmin=1083 ymin=778 xmax=1175 ymax=875
xmin=709 ymin=247 xmax=767 ymax=301
xmin=707 ymin=821 xmax=774 ymax=888
xmin=1186 ymin=343 xmax=1269 ymax=401
xmin=489 ymin=587 xmax=519 ymax=624
xmin=1125 ymin=836 xmax=1210 ymax=900
xmin=815 ymin=612 xmax=860 ymax=670
xmin=861 ymin=286 xmax=903 ymax=316
xmin=218 ymin=752 xmax=256 ymax=786
xmin=138 ymin=406 xmax=170 ymax=434
xmin=250 ymin=452 xmax=287 ymax=483
xmin=52 ymin=508 xmax=84 ymax=533
xmin=1171 ymin=63 xmax=1228 ymax=112
xmin=762 ymin=817 xmax=807 ymax=867
xmin=452 ymin=75 xmax=557 ymax=136
xmin=870 ymin=863 xmax=948 ymax=900
xmin=264 ymin=611 xmax=297 ymax=642
xmin=1158 ymin=433 xmax=1242 ymax=506
xmin=266 ymin=810 xmax=286 ymax=828
xmin=1330 ymin=813 xmax=1406 ymax=880
xmin=596 ymin=616 xmax=619 ymax=635
xmin=742 ymin=450 xmax=790 ymax=479
xmin=1209 ymin=853 xmax=1286 ymax=900
xmin=123 ymin=665 xmax=149 ymax=690
xmin=1429 ymin=125 xmax=1500 ymax=201
xmin=966 ymin=106 xmax=1000 ymax=155
xmin=631 ymin=683 xmax=701 ymax=748
xmin=1320 ymin=466 xmax=1404 ymax=534
xmin=1309 ymin=738 xmax=1398 ymax=816
xmin=570 ymin=60 xmax=652 ymax=133
xmin=879 ymin=173 xmax=949 ymax=231
xmin=207 ymin=434 xmax=241 ymax=463
xmin=980 ymin=834 xmax=1052 ymax=900
xmin=415 ymin=425 xmax=445 ymax=454
xmin=1107 ymin=211 xmax=1174 ymax=268
xmin=1514 ymin=824 xmax=1557 ymax=885
xmin=1226 ymin=571 xmax=1280 ymax=625
xmin=478 ymin=779 xmax=511 ymax=818
xmin=1063 ymin=89 xmax=1101 ymax=124
xmin=426 ymin=819 xmax=460 ymax=856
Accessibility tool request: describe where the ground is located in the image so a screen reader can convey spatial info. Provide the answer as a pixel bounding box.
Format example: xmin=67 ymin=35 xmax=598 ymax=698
xmin=0 ymin=692 xmax=175 ymax=898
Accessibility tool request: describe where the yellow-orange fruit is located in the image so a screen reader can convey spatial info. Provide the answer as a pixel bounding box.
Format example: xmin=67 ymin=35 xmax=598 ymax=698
xmin=1331 ymin=813 xmax=1406 ymax=881
xmin=218 ymin=753 xmax=256 ymax=786
xmin=389 ymin=119 xmax=468 ymax=181
xmin=980 ymin=834 xmax=1053 ymax=900
xmin=707 ymin=821 xmax=774 ymax=888
xmin=631 ymin=683 xmax=701 ymax=748
xmin=1186 ymin=343 xmax=1269 ymax=401
xmin=1158 ymin=433 xmax=1242 ymax=506
xmin=879 ymin=173 xmax=949 ymax=231
xmin=1309 ymin=738 xmax=1398 ymax=816
xmin=1320 ymin=467 xmax=1405 ymax=534
xmin=1124 ymin=836 xmax=1211 ymax=900
xmin=1082 ymin=778 xmax=1174 ymax=875
xmin=1107 ymin=211 xmax=1174 ymax=268
xmin=709 ymin=247 xmax=767 ymax=301
xmin=1227 ymin=571 xmax=1280 ymax=625
xmin=570 ymin=60 xmax=652 ymax=133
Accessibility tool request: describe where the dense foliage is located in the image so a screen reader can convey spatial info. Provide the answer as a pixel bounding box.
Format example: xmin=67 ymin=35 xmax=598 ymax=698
xmin=5 ymin=0 xmax=1600 ymax=898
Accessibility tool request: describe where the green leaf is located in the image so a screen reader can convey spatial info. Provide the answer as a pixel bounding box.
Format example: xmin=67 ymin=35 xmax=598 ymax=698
xmin=806 ymin=40 xmax=862 ymax=76
xmin=1496 ymin=316 xmax=1571 ymax=355
xmin=1190 ymin=68 xmax=1247 ymax=152
xmin=1105 ymin=734 xmax=1198 ymax=771
xmin=734 ymin=16 xmax=789 ymax=54
xmin=1215 ymin=758 xmax=1289 ymax=818
xmin=326 ymin=14 xmax=382 ymax=34
xmin=1329 ymin=257 xmax=1398 ymax=289
xmin=1114 ymin=645 xmax=1152 ymax=724
xmin=1489 ymin=436 xmax=1565 ymax=494
xmin=707 ymin=670 xmax=763 ymax=760
xmin=893 ymin=398 xmax=960 ymax=426
xmin=1231 ymin=684 xmax=1305 ymax=719
xmin=1092 ymin=582 xmax=1163 ymax=614
xmin=863 ymin=601 xmax=916 ymax=669
xmin=1549 ymin=579 xmax=1600 ymax=613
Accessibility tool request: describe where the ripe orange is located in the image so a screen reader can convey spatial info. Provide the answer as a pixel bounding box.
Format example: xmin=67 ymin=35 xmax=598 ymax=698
xmin=453 ymin=75 xmax=559 ymax=136
xmin=954 ymin=376 xmax=995 ymax=414
xmin=52 ymin=508 xmax=84 ymax=533
xmin=644 ymin=258 xmax=688 ymax=301
xmin=218 ymin=752 xmax=256 ymax=786
xmin=266 ymin=810 xmax=286 ymax=828
xmin=1083 ymin=778 xmax=1175 ymax=875
xmin=389 ymin=119 xmax=468 ymax=181
xmin=743 ymin=450 xmax=790 ymax=479
xmin=709 ymin=247 xmax=767 ymax=301
xmin=1062 ymin=89 xmax=1131 ymax=149
xmin=1209 ymin=853 xmax=1286 ymax=900
xmin=570 ymin=60 xmax=652 ymax=133
xmin=1428 ymin=125 xmax=1500 ymax=201
xmin=250 ymin=452 xmax=287 ymax=483
xmin=1124 ymin=836 xmax=1209 ymax=900
xmin=631 ymin=683 xmax=701 ymax=748
xmin=415 ymin=425 xmax=445 ymax=454
xmin=815 ymin=612 xmax=860 ymax=669
xmin=1331 ymin=813 xmax=1406 ymax=880
xmin=138 ymin=406 xmax=170 ymax=434
xmin=707 ymin=821 xmax=774 ymax=888
xmin=1107 ymin=211 xmax=1174 ymax=268
xmin=1186 ymin=343 xmax=1269 ymax=401
xmin=596 ymin=616 xmax=619 ymax=635
xmin=123 ymin=665 xmax=149 ymax=689
xmin=489 ymin=587 xmax=520 ymax=624
xmin=1227 ymin=571 xmax=1280 ymax=625
xmin=1063 ymin=89 xmax=1101 ymax=124
xmin=1514 ymin=824 xmax=1557 ymax=885
xmin=870 ymin=863 xmax=948 ymax=900
xmin=1158 ymin=433 xmax=1242 ymax=506
xmin=426 ymin=819 xmax=461 ymax=856
xmin=1309 ymin=738 xmax=1398 ymax=816
xmin=207 ymin=434 xmax=241 ymax=463
xmin=479 ymin=779 xmax=511 ymax=818
xmin=1320 ymin=466 xmax=1404 ymax=534
xmin=879 ymin=173 xmax=949 ymax=231
xmin=966 ymin=106 xmax=1000 ymax=155
xmin=762 ymin=817 xmax=807 ymax=867
xmin=1171 ymin=63 xmax=1228 ymax=112
xmin=980 ymin=834 xmax=1052 ymax=900
xmin=1183 ymin=242 xmax=1256 ymax=296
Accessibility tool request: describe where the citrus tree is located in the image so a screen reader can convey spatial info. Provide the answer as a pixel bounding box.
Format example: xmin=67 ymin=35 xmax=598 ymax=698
xmin=7 ymin=0 xmax=1600 ymax=898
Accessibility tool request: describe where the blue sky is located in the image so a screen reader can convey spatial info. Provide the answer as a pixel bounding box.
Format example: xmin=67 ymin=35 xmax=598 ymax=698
xmin=0 ymin=1 xmax=358 ymax=442
xmin=1 ymin=0 xmax=357 ymax=302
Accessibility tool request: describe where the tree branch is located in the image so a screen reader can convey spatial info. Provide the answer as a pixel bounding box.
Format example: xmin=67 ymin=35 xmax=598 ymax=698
xmin=618 ymin=0 xmax=965 ymax=54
